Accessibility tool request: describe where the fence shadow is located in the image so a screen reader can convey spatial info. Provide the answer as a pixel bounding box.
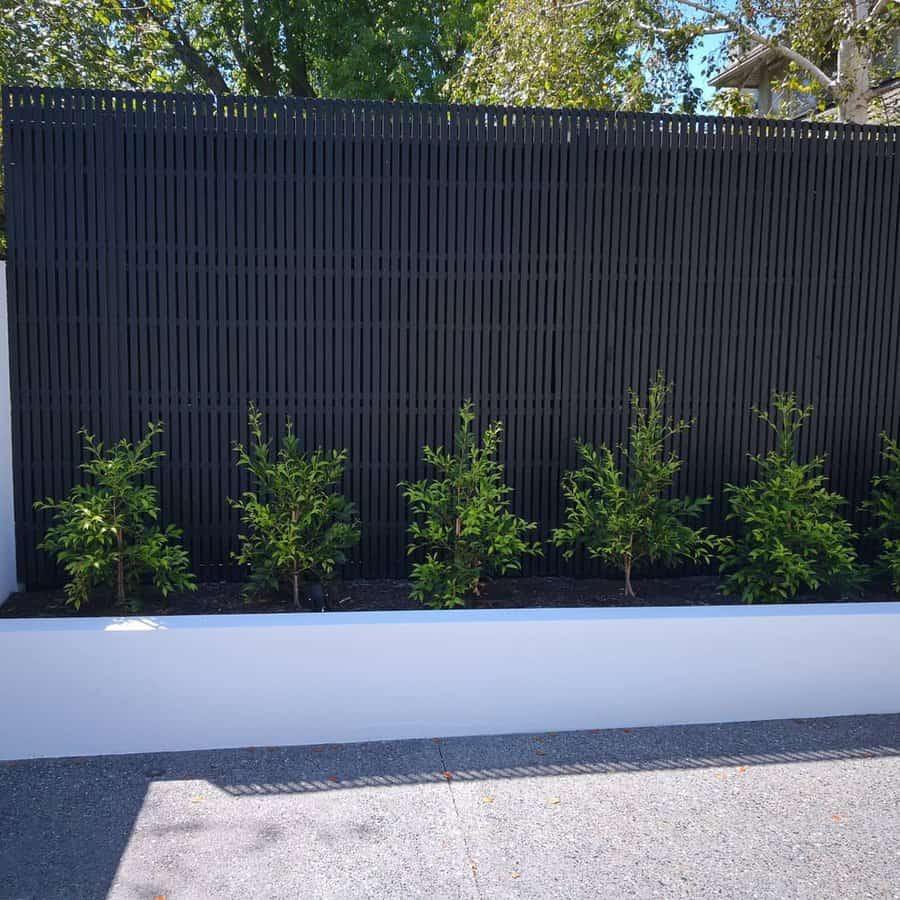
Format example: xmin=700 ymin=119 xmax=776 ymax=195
xmin=205 ymin=714 xmax=900 ymax=797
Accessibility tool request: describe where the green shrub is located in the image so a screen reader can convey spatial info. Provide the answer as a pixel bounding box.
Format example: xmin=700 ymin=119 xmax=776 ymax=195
xmin=34 ymin=421 xmax=195 ymax=609
xmin=862 ymin=433 xmax=900 ymax=593
xmin=719 ymin=393 xmax=859 ymax=603
xmin=552 ymin=372 xmax=713 ymax=597
xmin=878 ymin=540 xmax=900 ymax=594
xmin=231 ymin=404 xmax=360 ymax=605
xmin=402 ymin=401 xmax=541 ymax=609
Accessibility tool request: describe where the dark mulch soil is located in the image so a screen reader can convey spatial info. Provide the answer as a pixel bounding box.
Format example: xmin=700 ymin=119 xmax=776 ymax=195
xmin=1 ymin=575 xmax=895 ymax=618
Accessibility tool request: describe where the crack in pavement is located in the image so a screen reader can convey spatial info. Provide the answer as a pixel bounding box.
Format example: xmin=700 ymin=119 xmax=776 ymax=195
xmin=436 ymin=739 xmax=484 ymax=900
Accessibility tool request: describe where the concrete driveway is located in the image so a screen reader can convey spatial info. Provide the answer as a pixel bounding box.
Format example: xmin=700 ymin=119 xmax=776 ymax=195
xmin=2 ymin=715 xmax=899 ymax=899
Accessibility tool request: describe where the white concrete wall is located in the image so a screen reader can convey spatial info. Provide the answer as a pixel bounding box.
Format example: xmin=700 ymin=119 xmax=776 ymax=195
xmin=2 ymin=602 xmax=899 ymax=760
xmin=0 ymin=262 xmax=18 ymax=603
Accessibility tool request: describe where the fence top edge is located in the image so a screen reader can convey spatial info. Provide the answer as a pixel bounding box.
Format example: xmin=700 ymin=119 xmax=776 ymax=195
xmin=2 ymin=84 xmax=897 ymax=141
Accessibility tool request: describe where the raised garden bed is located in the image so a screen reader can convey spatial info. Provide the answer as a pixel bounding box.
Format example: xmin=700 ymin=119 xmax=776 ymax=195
xmin=2 ymin=597 xmax=900 ymax=761
xmin=2 ymin=574 xmax=894 ymax=618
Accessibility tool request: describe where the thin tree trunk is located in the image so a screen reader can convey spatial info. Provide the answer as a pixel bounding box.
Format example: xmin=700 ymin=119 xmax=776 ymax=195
xmin=624 ymin=557 xmax=634 ymax=598
xmin=116 ymin=528 xmax=125 ymax=604
xmin=291 ymin=507 xmax=301 ymax=606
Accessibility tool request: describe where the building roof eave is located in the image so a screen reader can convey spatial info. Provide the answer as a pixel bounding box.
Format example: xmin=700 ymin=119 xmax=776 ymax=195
xmin=710 ymin=45 xmax=780 ymax=88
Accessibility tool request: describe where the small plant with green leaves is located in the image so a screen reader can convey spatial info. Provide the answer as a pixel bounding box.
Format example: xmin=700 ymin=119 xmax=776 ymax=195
xmin=552 ymin=372 xmax=713 ymax=598
xmin=862 ymin=433 xmax=900 ymax=594
xmin=719 ymin=393 xmax=859 ymax=603
xmin=231 ymin=404 xmax=360 ymax=605
xmin=402 ymin=401 xmax=541 ymax=609
xmin=34 ymin=421 xmax=195 ymax=610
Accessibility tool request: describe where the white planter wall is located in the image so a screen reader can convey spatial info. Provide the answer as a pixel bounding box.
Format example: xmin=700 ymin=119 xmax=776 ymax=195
xmin=0 ymin=262 xmax=17 ymax=602
xmin=2 ymin=602 xmax=899 ymax=760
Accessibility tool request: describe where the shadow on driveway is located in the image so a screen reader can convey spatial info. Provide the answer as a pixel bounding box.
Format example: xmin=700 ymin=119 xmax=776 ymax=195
xmin=1 ymin=714 xmax=898 ymax=898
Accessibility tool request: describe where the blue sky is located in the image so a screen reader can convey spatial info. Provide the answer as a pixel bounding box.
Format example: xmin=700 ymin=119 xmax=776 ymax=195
xmin=689 ymin=31 xmax=730 ymax=111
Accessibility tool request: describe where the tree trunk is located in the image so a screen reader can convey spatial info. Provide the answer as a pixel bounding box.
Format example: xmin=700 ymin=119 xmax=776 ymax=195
xmin=116 ymin=528 xmax=125 ymax=605
xmin=291 ymin=506 xmax=301 ymax=606
xmin=242 ymin=0 xmax=279 ymax=95
xmin=836 ymin=0 xmax=872 ymax=124
xmin=623 ymin=557 xmax=634 ymax=598
xmin=837 ymin=35 xmax=871 ymax=123
xmin=284 ymin=27 xmax=315 ymax=97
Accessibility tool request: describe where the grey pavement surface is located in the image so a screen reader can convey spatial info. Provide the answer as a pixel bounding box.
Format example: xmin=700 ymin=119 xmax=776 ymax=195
xmin=1 ymin=715 xmax=899 ymax=900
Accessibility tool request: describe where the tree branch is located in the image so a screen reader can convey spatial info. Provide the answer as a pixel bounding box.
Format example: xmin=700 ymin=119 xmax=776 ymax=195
xmin=165 ymin=24 xmax=231 ymax=95
xmin=220 ymin=14 xmax=271 ymax=94
xmin=558 ymin=0 xmax=838 ymax=91
xmin=634 ymin=18 xmax=731 ymax=36
xmin=673 ymin=0 xmax=838 ymax=91
xmin=122 ymin=3 xmax=230 ymax=94
xmin=867 ymin=0 xmax=892 ymax=19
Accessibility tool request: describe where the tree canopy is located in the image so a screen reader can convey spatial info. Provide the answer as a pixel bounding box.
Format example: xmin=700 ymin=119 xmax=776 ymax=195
xmin=448 ymin=0 xmax=899 ymax=122
xmin=447 ymin=0 xmax=699 ymax=112
xmin=1 ymin=0 xmax=492 ymax=100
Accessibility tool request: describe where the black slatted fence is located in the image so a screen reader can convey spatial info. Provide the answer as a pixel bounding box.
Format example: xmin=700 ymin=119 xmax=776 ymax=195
xmin=3 ymin=86 xmax=899 ymax=585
